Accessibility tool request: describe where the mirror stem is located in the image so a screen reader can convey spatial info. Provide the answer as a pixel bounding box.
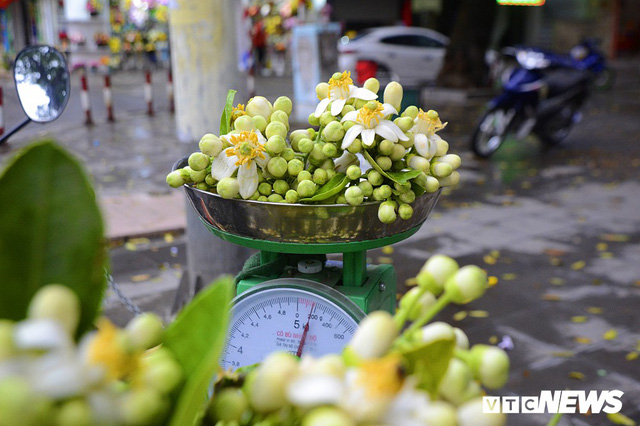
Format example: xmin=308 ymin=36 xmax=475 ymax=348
xmin=0 ymin=118 xmax=31 ymax=145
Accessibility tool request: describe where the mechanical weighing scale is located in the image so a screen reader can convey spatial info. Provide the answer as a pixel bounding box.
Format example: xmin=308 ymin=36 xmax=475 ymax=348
xmin=175 ymin=157 xmax=441 ymax=369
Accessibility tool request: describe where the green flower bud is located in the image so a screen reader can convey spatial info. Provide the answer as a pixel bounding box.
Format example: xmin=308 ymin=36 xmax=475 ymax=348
xmin=437 ymin=154 xmax=462 ymax=170
xmin=376 ymin=156 xmax=392 ymax=171
xmin=357 ymin=181 xmax=373 ymax=197
xmin=0 ymin=320 xmax=16 ymax=360
xmin=320 ymin=111 xmax=336 ymax=126
xmin=28 ymin=284 xmax=80 ymax=336
xmin=346 ymin=311 xmax=397 ymax=360
xmin=316 ymin=82 xmax=329 ymax=100
xmin=420 ymin=401 xmax=458 ymax=426
xmin=363 ymin=77 xmax=380 ymax=94
xmin=205 ymin=175 xmax=217 ymax=186
xmin=323 ymin=121 xmax=345 ymax=142
xmin=326 ymin=168 xmax=337 ymax=180
xmin=334 ymin=193 xmax=346 ymax=204
xmin=267 ymin=156 xmax=288 ymax=178
xmin=166 ymin=170 xmax=186 ymax=188
xmin=353 ymin=98 xmax=367 ymax=109
xmin=311 ymin=143 xmax=327 ymax=162
xmin=342 ymin=120 xmax=356 ymax=131
xmin=125 ymin=313 xmax=164 ymax=351
xmin=234 ymin=114 xmax=255 ymax=132
xmin=417 ymin=254 xmax=459 ymax=295
xmin=195 ymin=182 xmax=209 ymax=191
xmin=378 ymin=203 xmax=397 ymax=224
xmin=347 ymin=138 xmax=362 ymax=154
xmin=0 ymin=377 xmax=53 ymax=426
xmin=189 ymin=167 xmax=207 ymax=183
xmin=402 ymin=105 xmax=419 ymax=119
xmin=308 ymin=113 xmax=321 ymax=126
xmin=281 ymin=147 xmax=295 ymax=161
xmin=247 ymin=352 xmax=299 ymax=413
xmin=399 ymin=190 xmax=416 ymax=204
xmin=287 ymin=159 xmax=304 ymax=177
xmin=273 ymin=179 xmax=289 ymax=195
xmin=345 ymin=165 xmax=361 ymax=180
xmin=257 ymin=195 xmax=268 ymax=202
xmin=199 ymin=133 xmax=223 ymax=157
xmin=273 ymin=96 xmax=293 ymax=115
xmin=209 ymin=388 xmax=248 ymax=423
xmin=55 ymin=399 xmax=92 ymax=426
xmin=270 ymin=109 xmax=290 ymax=130
xmin=265 ymin=121 xmax=287 ymax=140
xmin=140 ymin=352 xmax=183 ymax=394
xmin=217 ymin=177 xmax=240 ymax=199
xmin=120 ymin=389 xmax=167 ymax=426
xmin=394 ymin=182 xmax=411 ymax=193
xmin=297 ymin=180 xmax=317 ymax=198
xmin=398 ymin=203 xmax=413 ymax=219
xmin=367 ymin=170 xmax=384 ymax=186
xmin=421 ymin=321 xmax=456 ymax=344
xmin=313 ymin=168 xmax=328 ymax=185
xmin=345 ymin=186 xmax=364 ymax=206
xmin=394 ymin=116 xmax=414 ymax=132
xmin=188 ymin=152 xmax=210 ymax=171
xmin=439 ymin=358 xmax=476 ymax=405
xmin=444 ymin=265 xmax=488 ymax=304
xmin=267 ymin=193 xmax=284 ymax=202
xmin=290 ymin=129 xmax=311 ymax=145
xmin=378 ymin=184 xmax=392 ymax=199
xmin=454 ymin=327 xmax=470 ymax=350
xmin=425 ymin=175 xmax=440 ymax=193
xmin=341 ymin=104 xmax=356 ymax=116
xmin=400 ymin=131 xmax=415 ymax=148
xmin=298 ymin=137 xmax=314 ymax=153
xmin=435 ymin=136 xmax=449 ymax=156
xmin=285 ymin=189 xmax=300 ymax=203
xmin=398 ymin=287 xmax=436 ymax=321
xmin=179 ymin=167 xmax=193 ymax=183
xmin=383 ymin=81 xmax=403 ymax=112
xmin=408 ymin=155 xmax=430 ymax=173
xmin=438 ymin=171 xmax=460 ymax=187
xmin=377 ymin=139 xmax=393 ymax=156
xmin=258 ymin=182 xmax=272 ymax=196
xmin=249 ymin=190 xmax=260 ymax=200
xmin=322 ymin=142 xmax=339 ymax=158
xmin=457 ymin=397 xmax=507 ymax=426
xmin=246 ymin=96 xmax=273 ymax=119
xmin=302 ymin=407 xmax=355 ymax=426
xmin=265 ymin=135 xmax=286 ymax=155
xmin=252 ymin=115 xmax=268 ymax=132
xmin=468 ymin=345 xmax=510 ymax=389
xmin=390 ymin=144 xmax=406 ymax=161
xmin=297 ymin=170 xmax=312 ymax=182
xmin=432 ymin=162 xmax=453 ymax=178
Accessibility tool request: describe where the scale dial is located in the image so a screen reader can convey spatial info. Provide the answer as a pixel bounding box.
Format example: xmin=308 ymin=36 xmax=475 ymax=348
xmin=220 ymin=279 xmax=365 ymax=370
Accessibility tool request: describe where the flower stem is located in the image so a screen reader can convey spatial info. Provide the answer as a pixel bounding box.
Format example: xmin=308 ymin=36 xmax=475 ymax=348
xmin=547 ymin=413 xmax=563 ymax=426
xmin=401 ymin=292 xmax=452 ymax=338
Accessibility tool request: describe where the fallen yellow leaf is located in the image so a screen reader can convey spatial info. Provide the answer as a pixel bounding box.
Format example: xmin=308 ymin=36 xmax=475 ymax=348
xmin=571 ymin=316 xmax=588 ymax=323
xmin=405 ymin=277 xmax=417 ymax=287
xmin=131 ymin=273 xmax=151 ymax=282
xmin=586 ymin=307 xmax=603 ymax=314
xmin=488 ymin=276 xmax=498 ymax=286
xmin=571 ymin=260 xmax=586 ymax=270
xmin=453 ymin=311 xmax=468 ymax=321
xmin=607 ymin=412 xmax=636 ymax=425
xmin=376 ymin=256 xmax=393 ymax=264
xmin=625 ymin=352 xmax=639 ymax=361
xmin=483 ymin=255 xmax=496 ymax=265
xmin=574 ymin=336 xmax=592 ymax=344
xmin=469 ymin=310 xmax=489 ymax=318
xmin=603 ymin=329 xmax=618 ymax=341
xmin=382 ymin=246 xmax=394 ymax=255
xmin=601 ymin=233 xmax=630 ymax=242
xmin=551 ymin=351 xmax=574 ymax=358
xmin=542 ymin=294 xmax=561 ymax=301
xmin=569 ymin=371 xmax=586 ymax=380
xmin=550 ymin=277 xmax=566 ymax=286
xmin=502 ymin=273 xmax=517 ymax=281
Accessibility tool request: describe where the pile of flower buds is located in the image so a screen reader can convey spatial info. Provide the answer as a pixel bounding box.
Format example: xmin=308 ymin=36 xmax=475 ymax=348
xmin=207 ymin=254 xmax=509 ymax=426
xmin=167 ymin=71 xmax=461 ymax=224
xmin=0 ymin=285 xmax=181 ymax=426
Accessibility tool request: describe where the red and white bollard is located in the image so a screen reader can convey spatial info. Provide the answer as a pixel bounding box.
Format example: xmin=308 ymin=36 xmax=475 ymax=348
xmin=145 ymin=70 xmax=153 ymax=116
xmin=0 ymin=86 xmax=4 ymax=136
xmin=103 ymin=74 xmax=115 ymax=122
xmin=80 ymin=71 xmax=93 ymax=125
xmin=167 ymin=69 xmax=174 ymax=114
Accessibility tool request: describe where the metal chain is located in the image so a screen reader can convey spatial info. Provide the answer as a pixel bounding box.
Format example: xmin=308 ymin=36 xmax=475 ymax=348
xmin=106 ymin=272 xmax=142 ymax=316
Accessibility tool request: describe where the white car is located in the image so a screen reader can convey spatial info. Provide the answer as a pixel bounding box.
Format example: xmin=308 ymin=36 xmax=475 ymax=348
xmin=337 ymin=26 xmax=449 ymax=88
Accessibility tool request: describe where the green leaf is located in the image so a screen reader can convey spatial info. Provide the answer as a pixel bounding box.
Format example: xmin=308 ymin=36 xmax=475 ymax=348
xmin=362 ymin=150 xmax=421 ymax=184
xmin=219 ymin=89 xmax=237 ymax=135
xmin=0 ymin=141 xmax=107 ymax=335
xmin=299 ymin=173 xmax=349 ymax=202
xmin=165 ymin=276 xmax=233 ymax=426
xmin=397 ymin=337 xmax=455 ymax=398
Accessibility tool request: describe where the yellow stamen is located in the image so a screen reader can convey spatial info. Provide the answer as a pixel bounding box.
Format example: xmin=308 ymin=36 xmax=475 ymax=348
xmin=417 ymin=108 xmax=447 ymax=134
xmin=226 ymin=131 xmax=266 ymax=167
xmin=356 ymin=355 xmax=404 ymax=399
xmin=357 ymin=101 xmax=384 ymax=128
xmin=87 ymin=318 xmax=140 ymax=380
xmin=328 ymin=71 xmax=353 ymax=100
xmin=233 ymin=103 xmax=246 ymax=113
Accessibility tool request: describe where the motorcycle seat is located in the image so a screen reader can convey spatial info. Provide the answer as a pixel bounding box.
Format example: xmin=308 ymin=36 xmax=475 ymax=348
xmin=543 ymin=69 xmax=591 ymax=97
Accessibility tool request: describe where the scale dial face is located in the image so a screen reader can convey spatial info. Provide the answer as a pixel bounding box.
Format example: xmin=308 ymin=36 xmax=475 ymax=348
xmin=220 ymin=279 xmax=365 ymax=370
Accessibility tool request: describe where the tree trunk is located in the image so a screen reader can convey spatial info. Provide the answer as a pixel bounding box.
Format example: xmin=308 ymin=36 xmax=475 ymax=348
xmin=437 ymin=0 xmax=497 ymax=88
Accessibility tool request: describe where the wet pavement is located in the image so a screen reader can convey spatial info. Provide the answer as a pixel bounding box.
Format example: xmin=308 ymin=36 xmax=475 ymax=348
xmin=1 ymin=58 xmax=640 ymax=425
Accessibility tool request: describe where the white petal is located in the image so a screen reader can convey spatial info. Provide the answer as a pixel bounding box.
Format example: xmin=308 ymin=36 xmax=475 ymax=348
xmin=255 ymin=129 xmax=267 ymax=144
xmin=314 ymin=98 xmax=331 ymax=118
xmin=287 ymin=374 xmax=343 ymax=408
xmin=341 ymin=124 xmax=363 ymax=149
xmin=375 ymin=122 xmax=400 ymax=142
xmin=334 ymin=151 xmax=359 ymax=173
xmin=426 ymin=135 xmax=439 ymax=159
xmin=210 ymin=150 xmax=238 ymax=180
xmin=384 ymin=119 xmax=409 ymax=140
xmin=414 ymin=133 xmax=430 ymax=158
xmin=13 ymin=319 xmax=72 ymax=351
xmin=30 ymin=354 xmax=88 ymax=398
xmin=349 ymin=86 xmax=378 ymax=100
xmin=331 ymin=98 xmax=347 ymax=116
xmin=255 ymin=151 xmax=270 ymax=169
xmin=361 ymin=128 xmax=376 ymax=146
xmin=381 ymin=103 xmax=398 ymax=117
xmin=237 ymin=161 xmax=259 ymax=199
xmin=341 ymin=110 xmax=359 ymax=123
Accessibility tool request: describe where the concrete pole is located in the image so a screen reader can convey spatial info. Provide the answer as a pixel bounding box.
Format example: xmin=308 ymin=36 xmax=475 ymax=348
xmin=169 ymin=0 xmax=254 ymax=301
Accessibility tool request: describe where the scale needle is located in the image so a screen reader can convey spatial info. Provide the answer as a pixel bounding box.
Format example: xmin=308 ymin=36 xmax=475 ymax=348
xmin=296 ymin=302 xmax=315 ymax=357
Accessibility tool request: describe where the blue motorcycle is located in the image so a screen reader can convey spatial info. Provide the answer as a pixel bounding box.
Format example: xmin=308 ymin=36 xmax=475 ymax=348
xmin=569 ymin=38 xmax=616 ymax=91
xmin=471 ymin=48 xmax=592 ymax=158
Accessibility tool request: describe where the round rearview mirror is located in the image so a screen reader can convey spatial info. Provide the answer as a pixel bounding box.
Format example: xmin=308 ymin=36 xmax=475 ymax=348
xmin=13 ymin=45 xmax=70 ymax=123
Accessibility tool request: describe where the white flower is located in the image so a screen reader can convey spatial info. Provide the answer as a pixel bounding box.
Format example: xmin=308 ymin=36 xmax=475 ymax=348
xmin=340 ymin=101 xmax=408 ymax=149
xmin=210 ymin=130 xmax=270 ymax=199
xmin=411 ymin=109 xmax=448 ymax=160
xmin=384 ymin=378 xmax=457 ymax=426
xmin=314 ymin=71 xmax=377 ymax=118
xmin=287 ymin=374 xmax=344 ymax=408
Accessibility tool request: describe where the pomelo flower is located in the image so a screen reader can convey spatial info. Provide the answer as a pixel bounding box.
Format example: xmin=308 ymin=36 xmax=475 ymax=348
xmin=411 ymin=108 xmax=448 ymax=160
xmin=314 ymin=71 xmax=377 ymax=118
xmin=340 ymin=101 xmax=408 ymax=149
xmin=211 ymin=130 xmax=270 ymax=199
